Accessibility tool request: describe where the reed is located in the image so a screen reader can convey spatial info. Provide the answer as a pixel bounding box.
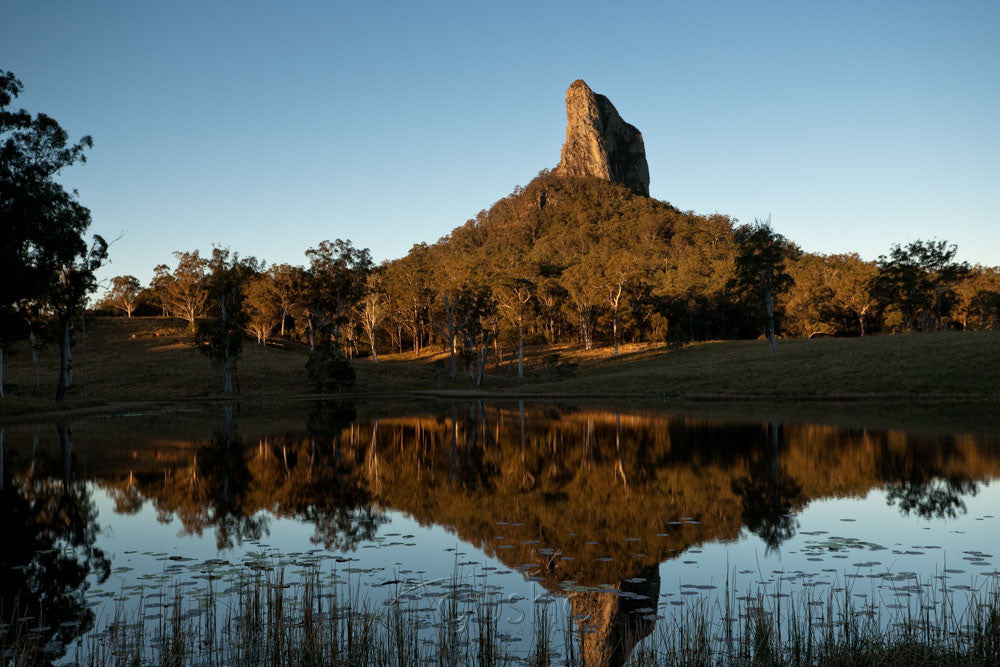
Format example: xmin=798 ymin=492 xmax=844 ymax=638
xmin=4 ymin=560 xmax=1000 ymax=665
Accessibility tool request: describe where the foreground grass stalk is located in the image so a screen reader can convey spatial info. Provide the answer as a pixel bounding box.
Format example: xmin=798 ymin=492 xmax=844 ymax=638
xmin=9 ymin=560 xmax=1000 ymax=665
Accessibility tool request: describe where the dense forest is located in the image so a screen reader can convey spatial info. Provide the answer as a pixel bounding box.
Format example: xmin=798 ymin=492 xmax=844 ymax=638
xmin=95 ymin=173 xmax=999 ymax=384
xmin=3 ymin=68 xmax=999 ymax=400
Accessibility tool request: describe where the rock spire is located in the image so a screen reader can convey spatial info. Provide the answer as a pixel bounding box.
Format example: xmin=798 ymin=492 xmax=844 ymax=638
xmin=554 ymin=79 xmax=650 ymax=196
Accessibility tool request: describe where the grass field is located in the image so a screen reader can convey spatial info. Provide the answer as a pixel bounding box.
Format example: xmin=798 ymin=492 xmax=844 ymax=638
xmin=1 ymin=316 xmax=997 ymax=418
xmin=526 ymin=329 xmax=1000 ymax=397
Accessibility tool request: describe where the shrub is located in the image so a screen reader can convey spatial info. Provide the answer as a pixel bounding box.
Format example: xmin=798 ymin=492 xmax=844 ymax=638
xmin=306 ymin=345 xmax=356 ymax=392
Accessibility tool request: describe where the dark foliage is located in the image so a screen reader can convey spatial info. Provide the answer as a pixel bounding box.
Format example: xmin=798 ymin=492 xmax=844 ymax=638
xmin=306 ymin=344 xmax=357 ymax=392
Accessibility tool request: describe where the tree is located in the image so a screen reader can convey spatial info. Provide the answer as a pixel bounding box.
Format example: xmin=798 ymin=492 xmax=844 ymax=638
xmin=107 ymin=275 xmax=142 ymax=317
xmin=266 ymin=263 xmax=302 ymax=337
xmin=148 ymin=264 xmax=173 ymax=316
xmin=495 ymin=278 xmax=533 ymax=377
xmin=826 ymin=253 xmax=879 ymax=336
xmin=195 ymin=248 xmax=262 ymax=394
xmin=600 ymin=249 xmax=642 ymax=357
xmin=165 ymin=251 xmax=209 ymax=327
xmin=303 ymin=240 xmax=373 ymax=357
xmin=50 ymin=237 xmax=109 ymax=401
xmin=784 ymin=254 xmax=838 ymax=339
xmin=306 ymin=345 xmax=357 ymax=391
xmin=730 ymin=218 xmax=796 ymax=354
xmin=562 ymin=264 xmax=600 ymax=351
xmin=384 ymin=244 xmax=433 ymax=355
xmin=454 ymin=287 xmax=495 ymax=386
xmin=953 ymin=265 xmax=1000 ymax=331
xmin=356 ymin=270 xmax=387 ymax=363
xmin=244 ymin=273 xmax=281 ymax=345
xmin=870 ymin=239 xmax=969 ymax=332
xmin=0 ymin=70 xmax=105 ymax=400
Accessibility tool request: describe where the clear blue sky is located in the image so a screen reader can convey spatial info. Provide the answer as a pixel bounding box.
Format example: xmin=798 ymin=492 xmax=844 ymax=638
xmin=3 ymin=0 xmax=998 ymax=290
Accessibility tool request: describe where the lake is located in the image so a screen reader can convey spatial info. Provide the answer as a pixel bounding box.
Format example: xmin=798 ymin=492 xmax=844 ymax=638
xmin=3 ymin=399 xmax=1000 ymax=665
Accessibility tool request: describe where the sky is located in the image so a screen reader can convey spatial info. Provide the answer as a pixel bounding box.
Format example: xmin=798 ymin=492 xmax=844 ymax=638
xmin=3 ymin=0 xmax=998 ymax=291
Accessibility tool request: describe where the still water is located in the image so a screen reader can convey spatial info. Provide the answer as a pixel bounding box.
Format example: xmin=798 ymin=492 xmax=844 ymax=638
xmin=3 ymin=400 xmax=1000 ymax=664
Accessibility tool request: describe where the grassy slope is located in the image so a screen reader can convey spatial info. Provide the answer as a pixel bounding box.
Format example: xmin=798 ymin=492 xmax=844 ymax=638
xmin=0 ymin=317 xmax=430 ymax=417
xmin=1 ymin=316 xmax=997 ymax=418
xmin=521 ymin=330 xmax=1000 ymax=397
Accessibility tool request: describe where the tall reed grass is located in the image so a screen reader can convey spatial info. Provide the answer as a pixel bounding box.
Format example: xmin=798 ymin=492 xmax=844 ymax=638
xmin=4 ymin=561 xmax=1000 ymax=665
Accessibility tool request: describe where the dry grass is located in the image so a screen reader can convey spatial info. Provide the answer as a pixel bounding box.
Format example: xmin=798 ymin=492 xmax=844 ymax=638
xmin=517 ymin=331 xmax=1000 ymax=398
xmin=0 ymin=317 xmax=435 ymax=417
xmin=2 ymin=317 xmax=998 ymax=418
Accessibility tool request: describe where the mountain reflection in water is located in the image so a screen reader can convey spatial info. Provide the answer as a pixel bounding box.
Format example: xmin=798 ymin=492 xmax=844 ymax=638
xmin=2 ymin=401 xmax=999 ymax=664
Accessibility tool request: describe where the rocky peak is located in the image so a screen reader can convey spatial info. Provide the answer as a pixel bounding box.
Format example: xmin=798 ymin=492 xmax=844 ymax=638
xmin=554 ymin=79 xmax=650 ymax=197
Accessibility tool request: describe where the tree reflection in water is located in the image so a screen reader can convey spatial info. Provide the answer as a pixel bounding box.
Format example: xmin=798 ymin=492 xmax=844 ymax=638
xmin=4 ymin=403 xmax=999 ymax=666
xmin=150 ymin=402 xmax=386 ymax=550
xmin=731 ymin=422 xmax=804 ymax=552
xmin=0 ymin=424 xmax=110 ymax=664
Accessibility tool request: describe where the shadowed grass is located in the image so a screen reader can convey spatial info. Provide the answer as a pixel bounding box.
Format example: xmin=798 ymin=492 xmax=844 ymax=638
xmin=2 ymin=317 xmax=997 ymax=419
xmin=519 ymin=331 xmax=1000 ymax=398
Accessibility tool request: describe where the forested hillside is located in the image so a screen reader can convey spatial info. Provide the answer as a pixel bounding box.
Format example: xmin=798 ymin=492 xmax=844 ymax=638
xmin=88 ymin=170 xmax=998 ymax=396
xmin=5 ymin=67 xmax=998 ymax=402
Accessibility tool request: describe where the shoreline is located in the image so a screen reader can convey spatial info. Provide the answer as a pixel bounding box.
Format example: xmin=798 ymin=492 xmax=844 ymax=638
xmin=4 ymin=389 xmax=998 ymax=426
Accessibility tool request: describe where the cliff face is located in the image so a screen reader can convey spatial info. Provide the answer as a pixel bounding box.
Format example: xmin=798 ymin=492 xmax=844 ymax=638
xmin=554 ymin=80 xmax=650 ymax=197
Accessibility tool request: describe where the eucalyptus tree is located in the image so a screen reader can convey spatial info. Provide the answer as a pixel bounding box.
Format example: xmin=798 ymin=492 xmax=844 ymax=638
xmin=50 ymin=236 xmax=109 ymax=401
xmin=826 ymin=253 xmax=879 ymax=336
xmin=600 ymin=249 xmax=646 ymax=357
xmin=266 ymin=263 xmax=303 ymax=336
xmin=384 ymin=243 xmax=434 ymax=354
xmin=356 ymin=269 xmax=387 ymax=363
xmin=536 ymin=278 xmax=568 ymax=344
xmin=196 ymin=248 xmax=263 ymax=394
xmin=455 ymin=287 xmax=496 ymax=386
xmin=107 ymin=275 xmax=142 ymax=317
xmin=561 ymin=264 xmax=600 ymax=350
xmin=729 ymin=218 xmax=796 ymax=354
xmin=243 ymin=273 xmax=281 ymax=345
xmin=954 ymin=265 xmax=1000 ymax=330
xmin=148 ymin=264 xmax=174 ymax=316
xmin=495 ymin=278 xmax=534 ymax=377
xmin=303 ymin=239 xmax=373 ymax=357
xmin=0 ymin=70 xmax=106 ymax=400
xmin=165 ymin=251 xmax=209 ymax=327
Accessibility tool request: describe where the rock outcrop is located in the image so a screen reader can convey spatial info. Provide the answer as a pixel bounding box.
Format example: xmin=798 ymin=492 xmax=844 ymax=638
xmin=555 ymin=80 xmax=650 ymax=197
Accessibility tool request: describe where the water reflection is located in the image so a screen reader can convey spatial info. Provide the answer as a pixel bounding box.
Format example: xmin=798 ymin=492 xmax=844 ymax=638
xmin=143 ymin=403 xmax=385 ymax=550
xmin=0 ymin=424 xmax=110 ymax=663
xmin=1 ymin=402 xmax=998 ymax=665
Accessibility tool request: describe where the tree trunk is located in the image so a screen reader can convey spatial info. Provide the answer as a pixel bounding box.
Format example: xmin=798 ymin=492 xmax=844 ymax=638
xmin=517 ymin=329 xmax=524 ymax=378
xmin=81 ymin=311 xmax=86 ymax=388
xmin=476 ymin=344 xmax=488 ymax=387
xmin=56 ymin=319 xmax=71 ymax=402
xmin=612 ymin=307 xmax=620 ymax=357
xmin=280 ymin=309 xmax=287 ymax=336
xmin=222 ymin=351 xmax=233 ymax=394
xmin=66 ymin=321 xmax=73 ymax=388
xmin=446 ymin=297 xmax=457 ymax=382
xmin=765 ymin=290 xmax=777 ymax=354
xmin=29 ymin=331 xmax=40 ymax=386
xmin=578 ymin=306 xmax=593 ymax=351
xmin=859 ymin=312 xmax=866 ymax=337
xmin=0 ymin=345 xmax=4 ymax=398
